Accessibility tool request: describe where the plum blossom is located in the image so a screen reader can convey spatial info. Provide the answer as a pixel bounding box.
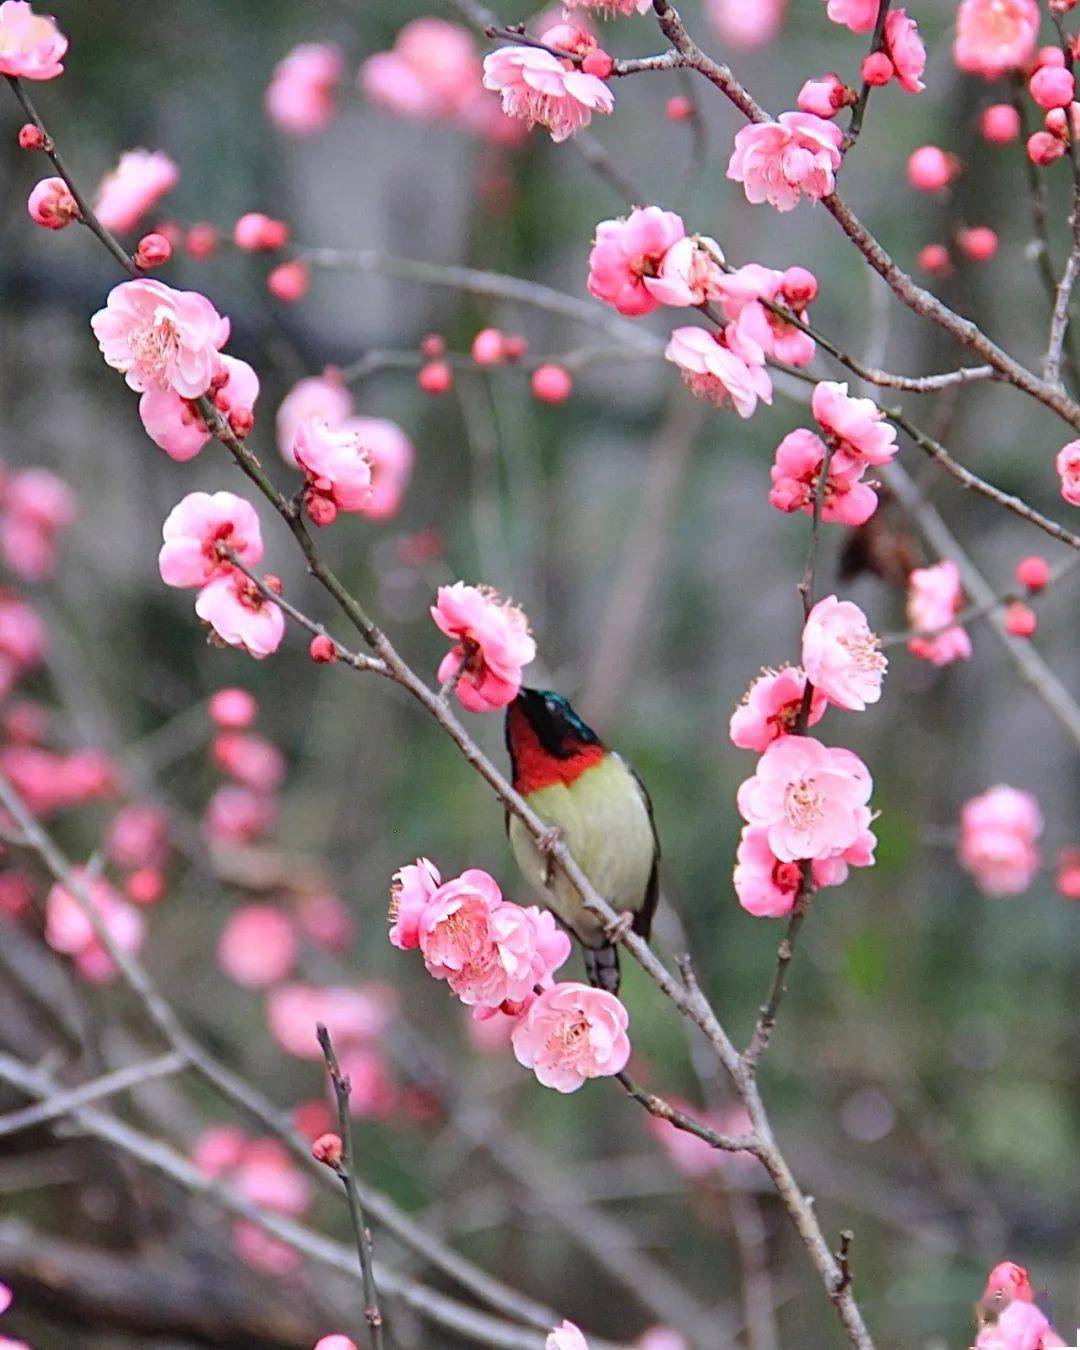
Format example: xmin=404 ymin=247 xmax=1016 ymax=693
xmin=431 ymin=582 xmax=536 ymax=712
xmin=276 ymin=371 xmax=353 ymax=465
xmin=587 ymin=206 xmax=687 ymax=316
xmin=195 ymin=572 xmax=285 ymax=659
xmin=209 ymin=687 xmax=258 ymax=728
xmin=212 ymin=731 xmax=284 ymax=792
xmin=0 ymin=1 xmax=67 ymax=79
xmin=734 ymin=823 xmax=874 ymax=917
xmin=713 ymin=264 xmax=816 ymax=366
xmin=646 ymin=1097 xmax=756 ymax=1173
xmin=959 ymin=785 xmax=1043 ymax=896
xmin=643 ymin=234 xmax=727 ymax=308
xmin=547 ymin=1323 xmax=590 ymax=1350
xmin=727 ymin=113 xmax=843 ymax=212
xmin=45 ymin=871 xmax=144 ymax=982
xmin=158 ymin=491 xmax=263 ymax=589
xmin=293 ymin=417 xmax=373 ymax=525
xmin=105 ymin=803 xmax=170 ymax=870
xmin=265 ymin=42 xmax=343 ymax=135
xmin=92 ymin=150 xmax=179 ymax=234
xmin=798 ymin=73 xmax=852 ymax=119
xmin=881 ymin=10 xmax=926 ymax=93
xmin=729 ymin=666 xmax=827 ymax=751
xmin=91 ymin=278 xmax=230 ymax=399
xmin=482 ymin=46 xmax=614 ymax=143
xmin=665 ymin=326 xmax=772 ymax=419
xmin=139 ymin=354 xmax=259 ymax=462
xmin=1056 ymin=440 xmax=1080 ymax=505
xmin=28 ymin=175 xmax=77 ymax=228
xmin=388 ymin=857 xmax=442 ymax=949
xmin=801 ymin=596 xmax=886 ymax=712
xmin=217 ymin=903 xmax=298 ymax=987
xmin=266 ymin=982 xmax=396 ymax=1060
xmin=737 ymin=736 xmax=874 ymax=863
xmin=0 ymin=466 xmax=76 ymax=580
xmin=906 ymin=560 xmax=972 ymax=666
xmin=342 ymin=417 xmax=414 ymax=520
xmin=769 ymin=429 xmax=879 ymax=526
xmin=954 ymin=0 xmax=1040 ymax=79
xmin=315 ymin=1339 xmax=358 ymax=1350
xmin=360 ymin=18 xmax=481 ymax=121
xmin=511 ymin=982 xmax=631 ymax=1092
xmin=824 ymin=0 xmax=877 ymax=31
xmin=706 ymin=0 xmax=785 ymax=47
xmin=974 ymin=1299 xmax=1065 ymax=1348
xmin=983 ymin=1262 xmax=1034 ymax=1310
xmin=202 ymin=784 xmax=277 ymax=844
xmin=811 ymin=381 xmax=898 ymax=466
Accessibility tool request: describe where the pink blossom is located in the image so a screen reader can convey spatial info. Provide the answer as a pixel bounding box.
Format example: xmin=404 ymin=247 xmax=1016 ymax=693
xmin=547 ymin=1323 xmax=590 ymax=1350
xmin=0 ymin=1283 xmax=11 ymax=1316
xmin=983 ymin=1262 xmax=1034 ymax=1308
xmin=1056 ymin=440 xmax=1080 ymax=505
xmin=217 ymin=903 xmax=298 ymax=987
xmin=665 ymin=326 xmax=772 ymax=419
xmin=158 ymin=491 xmax=263 ymax=591
xmin=511 ymin=982 xmax=631 ymax=1092
xmin=338 ymin=1044 xmax=398 ymax=1119
xmin=212 ymin=731 xmax=284 ymax=792
xmin=734 ymin=823 xmax=874 ymax=917
xmin=195 ymin=572 xmax=285 ymax=659
xmin=646 ymin=1097 xmax=755 ymax=1173
xmin=587 ymin=206 xmax=687 ymax=316
xmin=729 ymin=667 xmax=827 ymax=751
xmin=0 ymin=2 xmax=67 ymax=79
xmin=91 ymin=278 xmax=230 ymax=399
xmin=431 ymin=582 xmax=536 ymax=712
xmin=92 ymin=150 xmax=179 ymax=234
xmin=713 ymin=264 xmax=816 ymax=366
xmin=209 ymin=687 xmax=258 ymax=728
xmin=798 ymin=73 xmax=851 ymax=118
xmin=233 ymin=212 xmax=289 ymax=252
xmin=906 ymin=560 xmax=972 ymax=666
xmin=824 ymin=0 xmax=877 ymax=32
xmin=706 ymin=0 xmax=784 ymax=47
xmin=360 ymin=18 xmax=481 ymax=122
xmin=769 ymin=429 xmax=879 ymax=526
xmin=974 ymin=1299 xmax=1064 ymax=1349
xmin=139 ymin=354 xmax=259 ymax=462
xmin=315 ymin=1338 xmax=359 ymax=1350
xmin=482 ymin=46 xmax=614 ymax=143
xmin=28 ymin=175 xmax=78 ymax=228
xmin=801 ymin=596 xmax=886 ymax=712
xmin=727 ymin=112 xmax=843 ymax=212
xmin=202 ymin=784 xmax=276 ymax=844
xmin=266 ymin=982 xmax=396 ymax=1059
xmin=276 ymin=371 xmax=353 ymax=465
xmin=954 ymin=0 xmax=1040 ymax=79
xmin=340 ymin=417 xmax=414 ymax=520
xmin=907 ymin=145 xmax=960 ymax=193
xmin=265 ymin=42 xmax=343 ymax=135
xmin=642 ymin=235 xmax=727 ymax=308
xmin=0 ymin=594 xmax=46 ymax=700
xmin=959 ymin=785 xmax=1043 ymax=896
xmin=293 ymin=417 xmax=373 ymax=524
xmin=0 ymin=466 xmax=75 ymax=580
xmin=105 ymin=803 xmax=170 ymax=869
xmin=737 ymin=736 xmax=874 ymax=863
xmin=296 ymin=893 xmax=355 ymax=953
xmin=812 ymin=381 xmax=898 ymax=466
xmin=45 ymin=871 xmax=144 ymax=982
xmin=388 ymin=857 xmax=442 ymax=949
xmin=883 ymin=10 xmax=926 ymax=93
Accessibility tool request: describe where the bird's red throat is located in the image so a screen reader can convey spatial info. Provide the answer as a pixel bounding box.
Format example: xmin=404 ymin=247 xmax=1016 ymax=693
xmin=508 ymin=705 xmax=605 ymax=795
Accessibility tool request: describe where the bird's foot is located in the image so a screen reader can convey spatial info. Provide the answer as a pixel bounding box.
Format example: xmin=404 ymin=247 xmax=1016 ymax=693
xmin=605 ymin=909 xmax=634 ymax=944
xmin=537 ymin=825 xmax=563 ymax=885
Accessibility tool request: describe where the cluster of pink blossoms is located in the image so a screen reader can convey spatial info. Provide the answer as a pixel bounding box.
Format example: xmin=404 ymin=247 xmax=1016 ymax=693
xmin=730 ymin=595 xmax=883 ymax=918
xmin=390 ymin=860 xmax=631 ymax=1092
xmin=483 ymin=21 xmax=615 ymax=144
xmin=44 ymin=868 xmax=144 ymax=983
xmin=0 ymin=465 xmax=76 ymax=581
xmin=974 ymin=1260 xmax=1066 ymax=1347
xmin=158 ymin=491 xmax=285 ymax=659
xmin=958 ymin=785 xmax=1044 ymax=897
xmin=905 ymin=559 xmax=972 ymax=667
xmin=202 ymin=687 xmax=285 ymax=847
xmin=816 ymin=3 xmax=925 ymax=96
xmin=431 ymin=581 xmax=536 ymax=711
xmin=770 ymin=379 xmax=897 ymax=527
xmin=586 ymin=204 xmax=818 ymax=420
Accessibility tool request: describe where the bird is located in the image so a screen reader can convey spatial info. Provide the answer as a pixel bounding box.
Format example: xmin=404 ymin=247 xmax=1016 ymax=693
xmin=504 ymin=686 xmax=660 ymax=994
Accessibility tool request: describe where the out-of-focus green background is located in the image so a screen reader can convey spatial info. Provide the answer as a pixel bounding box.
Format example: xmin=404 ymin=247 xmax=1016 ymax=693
xmin=0 ymin=1 xmax=1078 ymax=1347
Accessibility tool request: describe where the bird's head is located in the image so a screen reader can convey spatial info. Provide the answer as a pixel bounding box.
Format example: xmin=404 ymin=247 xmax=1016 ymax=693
xmin=505 ymin=688 xmax=604 ymax=792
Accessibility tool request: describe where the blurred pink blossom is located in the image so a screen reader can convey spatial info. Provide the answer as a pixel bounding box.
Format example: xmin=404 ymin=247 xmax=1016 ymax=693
xmin=954 ymin=0 xmax=1039 ymax=79
xmin=706 ymin=0 xmax=784 ymax=46
xmin=276 ymin=372 xmax=353 ymax=465
xmin=0 ymin=1 xmax=67 ymax=79
xmin=45 ymin=871 xmax=144 ymax=982
xmin=265 ymin=42 xmax=343 ymax=135
xmin=646 ymin=1097 xmax=755 ymax=1174
xmin=212 ymin=731 xmax=285 ymax=792
xmin=906 ymin=561 xmax=972 ymax=666
xmin=93 ymin=149 xmax=179 ymax=234
xmin=959 ymin=785 xmax=1043 ymax=896
xmin=202 ymin=784 xmax=278 ymax=844
xmin=217 ymin=903 xmax=298 ymax=987
xmin=266 ymin=982 xmax=396 ymax=1060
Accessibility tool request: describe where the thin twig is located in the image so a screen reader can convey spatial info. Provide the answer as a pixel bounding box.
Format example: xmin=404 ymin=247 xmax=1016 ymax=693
xmin=843 ymin=0 xmax=893 ymax=150
xmin=0 ymin=1053 xmax=187 ymax=1139
xmin=615 ymin=1072 xmax=759 ymax=1154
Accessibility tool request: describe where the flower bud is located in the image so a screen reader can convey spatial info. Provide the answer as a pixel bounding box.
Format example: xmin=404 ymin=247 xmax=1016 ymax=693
xmin=504 ymin=334 xmax=528 ymax=362
xmin=916 ymin=242 xmax=952 ymax=276
xmin=980 ymin=103 xmax=1021 ymax=144
xmin=311 ymin=1132 xmax=343 ymax=1167
xmin=956 ymin=225 xmax=998 ymax=262
xmin=861 ymin=52 xmax=894 ymax=86
xmin=780 ymin=265 xmax=818 ymax=310
xmin=135 ymin=232 xmax=172 ymax=268
xmin=531 ymin=363 xmax=573 ymax=403
xmin=1028 ymin=128 xmax=1068 ymax=163
xmin=418 ymin=360 xmax=453 ymax=395
xmin=309 ymin=634 xmax=338 ymax=663
xmin=1030 ymin=65 xmax=1075 ymax=110
xmin=17 ymin=122 xmax=45 ymax=151
xmin=233 ymin=212 xmax=290 ymax=252
xmin=267 ymin=260 xmax=309 ymax=301
xmin=907 ymin=145 xmax=960 ymax=192
xmin=28 ymin=176 xmax=78 ymax=229
xmin=665 ymin=95 xmax=693 ymax=121
xmin=1015 ymin=555 xmax=1051 ymax=591
xmin=185 ymin=223 xmax=218 ymax=259
xmin=1004 ymin=601 xmax=1037 ymax=637
xmin=581 ymin=48 xmax=613 ymax=79
xmin=471 ymin=327 xmax=506 ymax=365
xmin=420 ymin=333 xmax=445 ymax=358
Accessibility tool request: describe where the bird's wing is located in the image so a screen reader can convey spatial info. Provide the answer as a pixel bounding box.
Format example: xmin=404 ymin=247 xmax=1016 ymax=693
xmin=622 ymin=755 xmax=661 ymax=941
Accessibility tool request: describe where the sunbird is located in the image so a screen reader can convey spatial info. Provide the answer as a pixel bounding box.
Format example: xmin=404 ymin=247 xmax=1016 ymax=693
xmin=504 ymin=687 xmax=660 ymax=993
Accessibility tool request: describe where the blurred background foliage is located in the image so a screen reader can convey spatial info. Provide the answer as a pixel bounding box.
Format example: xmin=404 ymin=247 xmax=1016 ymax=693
xmin=0 ymin=1 xmax=1078 ymax=1347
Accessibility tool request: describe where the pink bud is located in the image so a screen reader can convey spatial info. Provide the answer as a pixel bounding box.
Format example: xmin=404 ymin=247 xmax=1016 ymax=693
xmin=1034 ymin=44 xmax=1067 ymax=69
xmin=185 ymin=223 xmax=218 ymax=259
xmin=907 ymin=145 xmax=960 ymax=192
xmin=504 ymin=334 xmax=528 ymax=362
xmin=418 ymin=360 xmax=453 ymax=395
xmin=916 ymin=242 xmax=952 ymax=276
xmin=531 ymin=363 xmax=573 ymax=404
xmin=1005 ymin=600 xmax=1037 ymax=637
xmin=1015 ymin=555 xmax=1051 ymax=591
xmin=209 ymin=688 xmax=258 ymax=729
xmin=127 ymin=867 xmax=166 ymax=906
xmin=665 ymin=95 xmax=693 ymax=121
xmin=1052 ymin=0 xmax=1078 ymax=11
xmin=861 ymin=52 xmax=894 ymax=87
xmin=28 ymin=176 xmax=78 ymax=229
xmin=309 ymin=634 xmax=338 ymax=663
xmin=268 ymin=260 xmax=309 ymax=302
xmin=229 ymin=408 xmax=255 ymax=439
xmin=581 ymin=48 xmax=613 ymax=79
xmin=263 ymin=573 xmax=283 ymax=596
xmin=135 ymin=232 xmax=172 ymax=268
xmin=304 ymin=488 xmax=338 ymax=526
xmin=471 ymin=327 xmax=506 ymax=365
xmin=311 ymin=1132 xmax=343 ymax=1167
xmin=420 ymin=333 xmax=445 ymax=358
xmin=780 ymin=266 xmax=818 ymax=310
xmin=797 ymin=72 xmax=851 ymax=118
xmin=1030 ymin=65 xmax=1075 ymax=110
xmin=980 ymin=103 xmax=1021 ymax=144
xmin=17 ymin=123 xmax=45 ymax=151
xmin=1045 ymin=106 xmax=1069 ymax=135
xmin=956 ymin=225 xmax=998 ymax=262
xmin=233 ymin=212 xmax=290 ymax=252
xmin=1028 ymin=128 xmax=1068 ymax=163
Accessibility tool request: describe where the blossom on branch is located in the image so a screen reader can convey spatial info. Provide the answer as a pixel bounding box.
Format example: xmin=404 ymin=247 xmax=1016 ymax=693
xmin=729 ymin=667 xmax=827 ymax=751
xmin=482 ymin=45 xmax=614 ymax=143
xmin=1056 ymin=439 xmax=1080 ymax=505
xmin=953 ymin=0 xmax=1039 ymax=79
xmin=0 ymin=1 xmax=66 ymax=80
xmin=906 ymin=560 xmax=972 ymax=666
xmin=665 ymin=326 xmax=772 ymax=419
xmin=801 ymin=596 xmax=887 ymax=712
xmin=587 ymin=206 xmax=688 ymax=316
xmin=811 ymin=381 xmax=898 ymax=466
xmin=768 ymin=428 xmax=879 ymax=525
xmin=727 ymin=113 xmax=843 ymax=212
xmin=158 ymin=491 xmax=264 ymax=589
xmin=511 ymin=982 xmax=631 ymax=1092
xmin=431 ymin=582 xmax=536 ymax=712
xmin=293 ymin=417 xmax=374 ymax=525
xmin=823 ymin=0 xmax=877 ymax=32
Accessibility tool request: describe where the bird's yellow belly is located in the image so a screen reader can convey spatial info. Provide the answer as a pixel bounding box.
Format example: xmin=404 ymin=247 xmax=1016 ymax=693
xmin=508 ymin=757 xmax=655 ymax=948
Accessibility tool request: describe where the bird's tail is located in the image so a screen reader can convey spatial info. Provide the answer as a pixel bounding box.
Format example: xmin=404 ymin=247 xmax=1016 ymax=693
xmin=584 ymin=944 xmax=621 ymax=994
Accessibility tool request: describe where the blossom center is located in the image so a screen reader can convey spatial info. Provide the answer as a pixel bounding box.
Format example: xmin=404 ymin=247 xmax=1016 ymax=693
xmin=838 ymin=632 xmax=886 ymax=672
xmin=130 ymin=310 xmax=182 ymax=383
xmin=784 ymin=776 xmax=823 ymax=830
